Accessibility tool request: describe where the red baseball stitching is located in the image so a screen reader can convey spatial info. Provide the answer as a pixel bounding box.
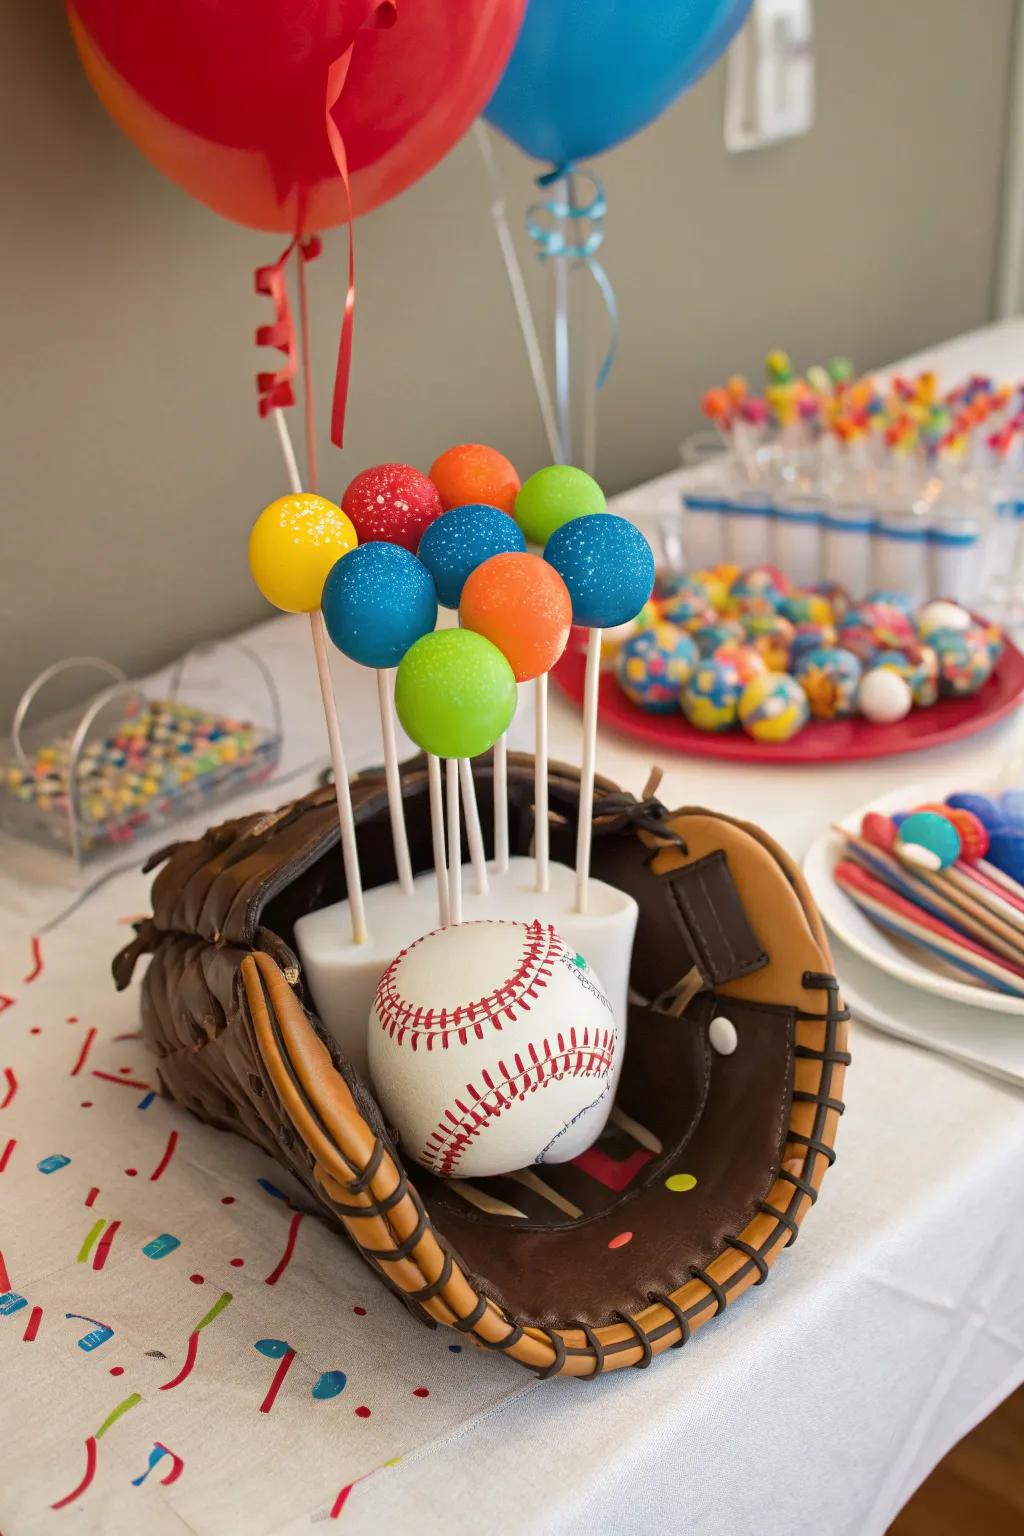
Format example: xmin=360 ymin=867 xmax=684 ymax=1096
xmin=374 ymin=920 xmax=565 ymax=1050
xmin=418 ymin=1027 xmax=618 ymax=1177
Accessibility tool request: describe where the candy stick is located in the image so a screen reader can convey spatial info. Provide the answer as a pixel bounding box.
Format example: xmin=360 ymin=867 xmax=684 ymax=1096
xmin=250 ymin=429 xmax=367 ymax=945
xmin=458 ymin=757 xmax=489 ymax=895
xmin=446 ymin=757 xmax=462 ymax=924
xmin=427 ymin=753 xmax=449 ymax=928
xmin=377 ymin=669 xmax=414 ymax=896
xmin=535 ymin=672 xmax=550 ymax=892
xmin=493 ymin=733 xmax=509 ymax=875
xmin=544 ymin=514 xmax=655 ymax=915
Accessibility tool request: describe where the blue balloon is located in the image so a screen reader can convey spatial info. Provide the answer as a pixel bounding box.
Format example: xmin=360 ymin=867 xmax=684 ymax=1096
xmin=417 ymin=504 xmax=526 ymax=608
xmin=485 ymin=0 xmax=752 ymax=168
xmin=322 ymin=543 xmax=437 ymax=670
xmin=545 ymin=513 xmax=654 ymax=629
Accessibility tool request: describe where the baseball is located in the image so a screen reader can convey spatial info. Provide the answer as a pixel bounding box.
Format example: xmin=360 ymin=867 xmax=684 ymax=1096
xmin=368 ymin=920 xmax=620 ymax=1179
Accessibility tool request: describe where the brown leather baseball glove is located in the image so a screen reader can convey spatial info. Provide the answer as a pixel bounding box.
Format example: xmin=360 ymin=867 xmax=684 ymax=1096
xmin=114 ymin=754 xmax=848 ymax=1379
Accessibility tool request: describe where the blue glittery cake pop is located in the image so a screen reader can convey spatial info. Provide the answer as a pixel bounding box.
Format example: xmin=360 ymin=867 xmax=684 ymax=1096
xmin=544 ymin=513 xmax=655 ymax=629
xmin=322 ymin=543 xmax=437 ymax=669
xmin=417 ymin=503 xmax=525 ymax=608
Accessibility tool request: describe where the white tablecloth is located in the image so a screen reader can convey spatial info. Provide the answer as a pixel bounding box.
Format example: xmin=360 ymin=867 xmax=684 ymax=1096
xmin=3 ymin=322 xmax=1024 ymax=1535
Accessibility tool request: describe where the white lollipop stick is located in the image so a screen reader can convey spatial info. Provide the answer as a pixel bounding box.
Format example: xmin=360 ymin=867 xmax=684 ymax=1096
xmin=446 ymin=757 xmax=463 ymax=924
xmin=310 ymin=612 xmax=368 ymax=945
xmin=535 ymin=672 xmax=550 ymax=893
xmin=427 ymin=753 xmax=450 ymax=928
xmin=376 ymin=668 xmax=414 ymax=897
xmin=459 ymin=758 xmax=490 ymax=895
xmin=574 ymin=628 xmax=602 ymax=914
xmin=271 ymin=406 xmax=367 ymax=945
xmin=493 ymin=733 xmax=509 ymax=875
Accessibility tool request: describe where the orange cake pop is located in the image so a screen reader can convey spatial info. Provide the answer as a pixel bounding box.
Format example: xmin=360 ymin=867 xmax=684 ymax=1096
xmin=429 ymin=443 xmax=520 ymax=517
xmin=460 ymin=552 xmax=572 ymax=681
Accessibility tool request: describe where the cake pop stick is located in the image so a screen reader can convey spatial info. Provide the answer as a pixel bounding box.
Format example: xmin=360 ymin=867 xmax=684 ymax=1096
xmin=395 ymin=628 xmax=517 ymax=923
xmin=427 ymin=753 xmax=450 ymax=927
xmin=446 ymin=757 xmax=462 ymax=924
xmin=458 ymin=757 xmax=489 ymax=895
xmin=249 ymin=488 xmax=367 ymax=944
xmin=321 ymin=542 xmax=438 ymax=898
xmin=493 ymin=733 xmax=509 ymax=875
xmin=544 ymin=514 xmax=655 ymax=913
xmin=460 ymin=552 xmax=572 ymax=895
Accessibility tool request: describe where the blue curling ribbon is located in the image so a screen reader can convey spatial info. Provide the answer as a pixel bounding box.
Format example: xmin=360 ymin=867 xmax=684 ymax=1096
xmin=527 ymin=165 xmax=619 ymax=390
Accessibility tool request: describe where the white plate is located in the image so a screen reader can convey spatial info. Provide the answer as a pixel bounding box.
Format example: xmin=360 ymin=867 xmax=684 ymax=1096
xmin=831 ymin=934 xmax=1024 ymax=1087
xmin=802 ymin=779 xmax=1024 ymax=1018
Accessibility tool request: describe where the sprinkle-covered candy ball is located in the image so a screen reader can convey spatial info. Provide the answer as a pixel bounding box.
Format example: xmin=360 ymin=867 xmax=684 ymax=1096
xmin=321 ymin=543 xmax=436 ymax=669
xmin=896 ymin=810 xmax=961 ymax=871
xmin=341 ymin=463 xmax=443 ymax=551
xmin=857 ymin=665 xmax=912 ymax=724
xmin=874 ymin=646 xmax=939 ymax=709
xmin=661 ymin=589 xmax=717 ymax=630
xmin=794 ymin=646 xmax=862 ymax=720
xmin=368 ymin=921 xmax=619 ymax=1177
xmin=811 ymin=581 xmax=851 ymax=620
xmin=930 ymin=628 xmax=992 ymax=696
xmin=729 ymin=565 xmax=788 ymax=607
xmin=616 ymin=623 xmax=698 ymax=712
xmin=459 ymin=552 xmax=572 ymax=681
xmin=515 ymin=465 xmax=606 ymax=545
xmin=428 ymin=444 xmax=520 ymax=517
xmin=744 ymin=612 xmax=795 ymax=671
xmin=780 ymin=590 xmax=833 ymax=626
xmin=417 ymin=503 xmax=526 ymax=607
xmin=395 ymin=629 xmax=517 ymax=759
xmin=738 ymin=672 xmax=809 ymax=743
xmin=682 ymin=658 xmax=743 ymax=732
xmin=693 ymin=618 xmax=746 ymax=656
xmin=865 ymin=589 xmax=915 ymax=619
xmin=544 ymin=513 xmax=655 ymax=629
xmin=249 ymin=493 xmax=358 ymax=613
xmin=712 ymin=642 xmax=767 ymax=685
xmin=916 ymin=599 xmax=972 ymax=640
xmin=981 ymin=623 xmax=1005 ymax=667
xmin=790 ymin=621 xmax=838 ymax=664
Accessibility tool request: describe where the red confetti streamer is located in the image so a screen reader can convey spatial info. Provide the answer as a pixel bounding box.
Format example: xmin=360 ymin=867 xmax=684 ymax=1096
xmin=148 ymin=1129 xmax=179 ymax=1182
xmin=23 ymin=936 xmax=44 ymax=984
xmin=51 ymin=1436 xmax=98 ymax=1511
xmin=325 ymin=50 xmax=356 ymax=449
xmin=159 ymin=1331 xmax=199 ymax=1392
xmin=69 ymin=1027 xmax=98 ymax=1077
xmin=258 ymin=1347 xmax=297 ymax=1414
xmin=0 ymin=1138 xmax=15 ymax=1172
xmin=23 ymin=1305 xmax=42 ymax=1342
xmin=0 ymin=1068 xmax=17 ymax=1109
xmin=84 ymin=1187 xmax=99 ymax=1208
xmin=264 ymin=1211 xmax=304 ymax=1286
xmin=91 ymin=1070 xmax=153 ymax=1092
xmin=92 ymin=1220 xmax=121 ymax=1272
xmin=0 ymin=1248 xmax=11 ymax=1292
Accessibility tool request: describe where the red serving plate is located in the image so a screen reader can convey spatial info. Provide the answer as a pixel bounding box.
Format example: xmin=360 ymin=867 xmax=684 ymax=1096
xmin=551 ymin=631 xmax=1024 ymax=765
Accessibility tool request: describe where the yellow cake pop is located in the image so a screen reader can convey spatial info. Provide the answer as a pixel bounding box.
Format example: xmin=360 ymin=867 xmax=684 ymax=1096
xmin=249 ymin=493 xmax=358 ymax=613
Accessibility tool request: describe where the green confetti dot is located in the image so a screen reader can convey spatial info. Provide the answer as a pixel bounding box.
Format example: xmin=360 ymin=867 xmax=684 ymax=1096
xmin=665 ymin=1173 xmax=697 ymax=1193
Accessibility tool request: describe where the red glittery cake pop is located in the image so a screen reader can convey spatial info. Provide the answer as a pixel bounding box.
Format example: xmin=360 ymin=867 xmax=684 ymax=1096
xmin=341 ymin=463 xmax=443 ymax=552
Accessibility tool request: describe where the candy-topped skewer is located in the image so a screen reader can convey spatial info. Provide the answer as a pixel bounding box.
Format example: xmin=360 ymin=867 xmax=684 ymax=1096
xmin=460 ymin=552 xmax=572 ymax=893
xmin=418 ymin=500 xmax=526 ymax=879
xmin=248 ymin=492 xmax=367 ymax=943
xmin=321 ymin=542 xmax=438 ymax=898
xmin=395 ymin=628 xmax=517 ymax=926
xmin=545 ymin=513 xmax=656 ymax=913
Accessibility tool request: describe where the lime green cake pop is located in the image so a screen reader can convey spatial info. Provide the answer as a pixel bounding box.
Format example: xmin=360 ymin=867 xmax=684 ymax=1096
xmin=395 ymin=629 xmax=517 ymax=759
xmin=514 ymin=465 xmax=606 ymax=546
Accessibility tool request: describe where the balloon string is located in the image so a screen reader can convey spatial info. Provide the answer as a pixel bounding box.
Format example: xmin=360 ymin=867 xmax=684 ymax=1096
xmin=527 ymin=167 xmax=618 ymax=391
xmin=325 ymin=48 xmax=357 ymax=449
xmin=254 ymin=238 xmax=299 ymax=418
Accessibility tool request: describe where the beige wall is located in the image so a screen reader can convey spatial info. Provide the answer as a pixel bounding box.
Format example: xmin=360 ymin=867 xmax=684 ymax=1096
xmin=1 ymin=0 xmax=1016 ymax=720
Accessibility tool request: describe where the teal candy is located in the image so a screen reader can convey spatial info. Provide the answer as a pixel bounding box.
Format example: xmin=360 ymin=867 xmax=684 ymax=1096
xmin=321 ymin=544 xmax=437 ymax=670
xmin=898 ymin=811 xmax=961 ymax=870
xmin=544 ymin=513 xmax=655 ymax=629
xmin=417 ymin=504 xmax=525 ymax=608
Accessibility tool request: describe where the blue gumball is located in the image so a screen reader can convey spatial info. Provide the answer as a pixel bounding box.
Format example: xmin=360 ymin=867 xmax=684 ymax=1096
xmin=896 ymin=810 xmax=961 ymax=871
xmin=417 ymin=504 xmax=525 ymax=609
xmin=485 ymin=0 xmax=752 ymax=167
xmin=945 ymin=791 xmax=1005 ymax=831
xmin=544 ymin=513 xmax=655 ymax=629
xmin=998 ymin=789 xmax=1024 ymax=828
xmin=987 ymin=828 xmax=1024 ymax=884
xmin=322 ymin=543 xmax=437 ymax=670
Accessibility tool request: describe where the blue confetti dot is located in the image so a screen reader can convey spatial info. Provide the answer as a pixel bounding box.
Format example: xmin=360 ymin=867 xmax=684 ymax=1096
xmin=312 ymin=1370 xmax=347 ymax=1399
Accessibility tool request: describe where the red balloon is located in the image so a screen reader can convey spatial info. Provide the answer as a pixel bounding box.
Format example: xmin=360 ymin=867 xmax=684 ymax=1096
xmin=67 ymin=0 xmax=526 ymax=233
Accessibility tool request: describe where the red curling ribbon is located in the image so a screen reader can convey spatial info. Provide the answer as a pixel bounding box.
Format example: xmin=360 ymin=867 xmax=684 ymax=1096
xmin=325 ymin=48 xmax=357 ymax=449
xmin=255 ymin=238 xmax=298 ymax=419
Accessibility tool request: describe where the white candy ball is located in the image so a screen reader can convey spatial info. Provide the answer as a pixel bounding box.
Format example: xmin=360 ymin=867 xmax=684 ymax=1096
xmin=368 ymin=920 xmax=620 ymax=1179
xmin=917 ymin=599 xmax=971 ymax=639
xmin=858 ymin=666 xmax=913 ymax=723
